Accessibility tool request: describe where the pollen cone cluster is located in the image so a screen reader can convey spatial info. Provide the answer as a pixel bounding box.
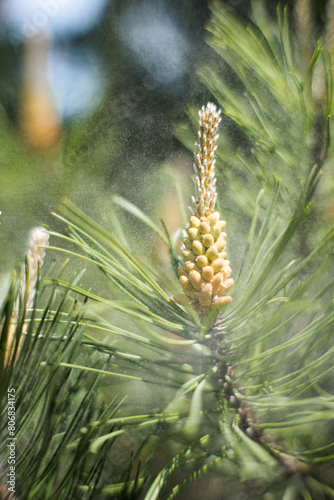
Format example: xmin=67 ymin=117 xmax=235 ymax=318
xmin=178 ymin=103 xmax=233 ymax=311
xmin=178 ymin=211 xmax=233 ymax=309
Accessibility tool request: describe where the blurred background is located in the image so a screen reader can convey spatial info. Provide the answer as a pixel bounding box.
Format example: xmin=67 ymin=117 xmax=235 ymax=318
xmin=0 ymin=0 xmax=330 ymax=272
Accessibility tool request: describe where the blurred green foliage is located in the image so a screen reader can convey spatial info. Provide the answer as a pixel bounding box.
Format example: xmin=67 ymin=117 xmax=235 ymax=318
xmin=0 ymin=2 xmax=334 ymax=496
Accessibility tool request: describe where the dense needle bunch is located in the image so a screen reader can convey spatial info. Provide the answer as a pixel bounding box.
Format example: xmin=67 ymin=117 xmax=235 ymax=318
xmin=178 ymin=103 xmax=233 ymax=311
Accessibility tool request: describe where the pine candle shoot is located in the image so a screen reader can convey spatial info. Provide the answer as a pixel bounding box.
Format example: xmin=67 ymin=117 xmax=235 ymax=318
xmin=178 ymin=103 xmax=233 ymax=311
